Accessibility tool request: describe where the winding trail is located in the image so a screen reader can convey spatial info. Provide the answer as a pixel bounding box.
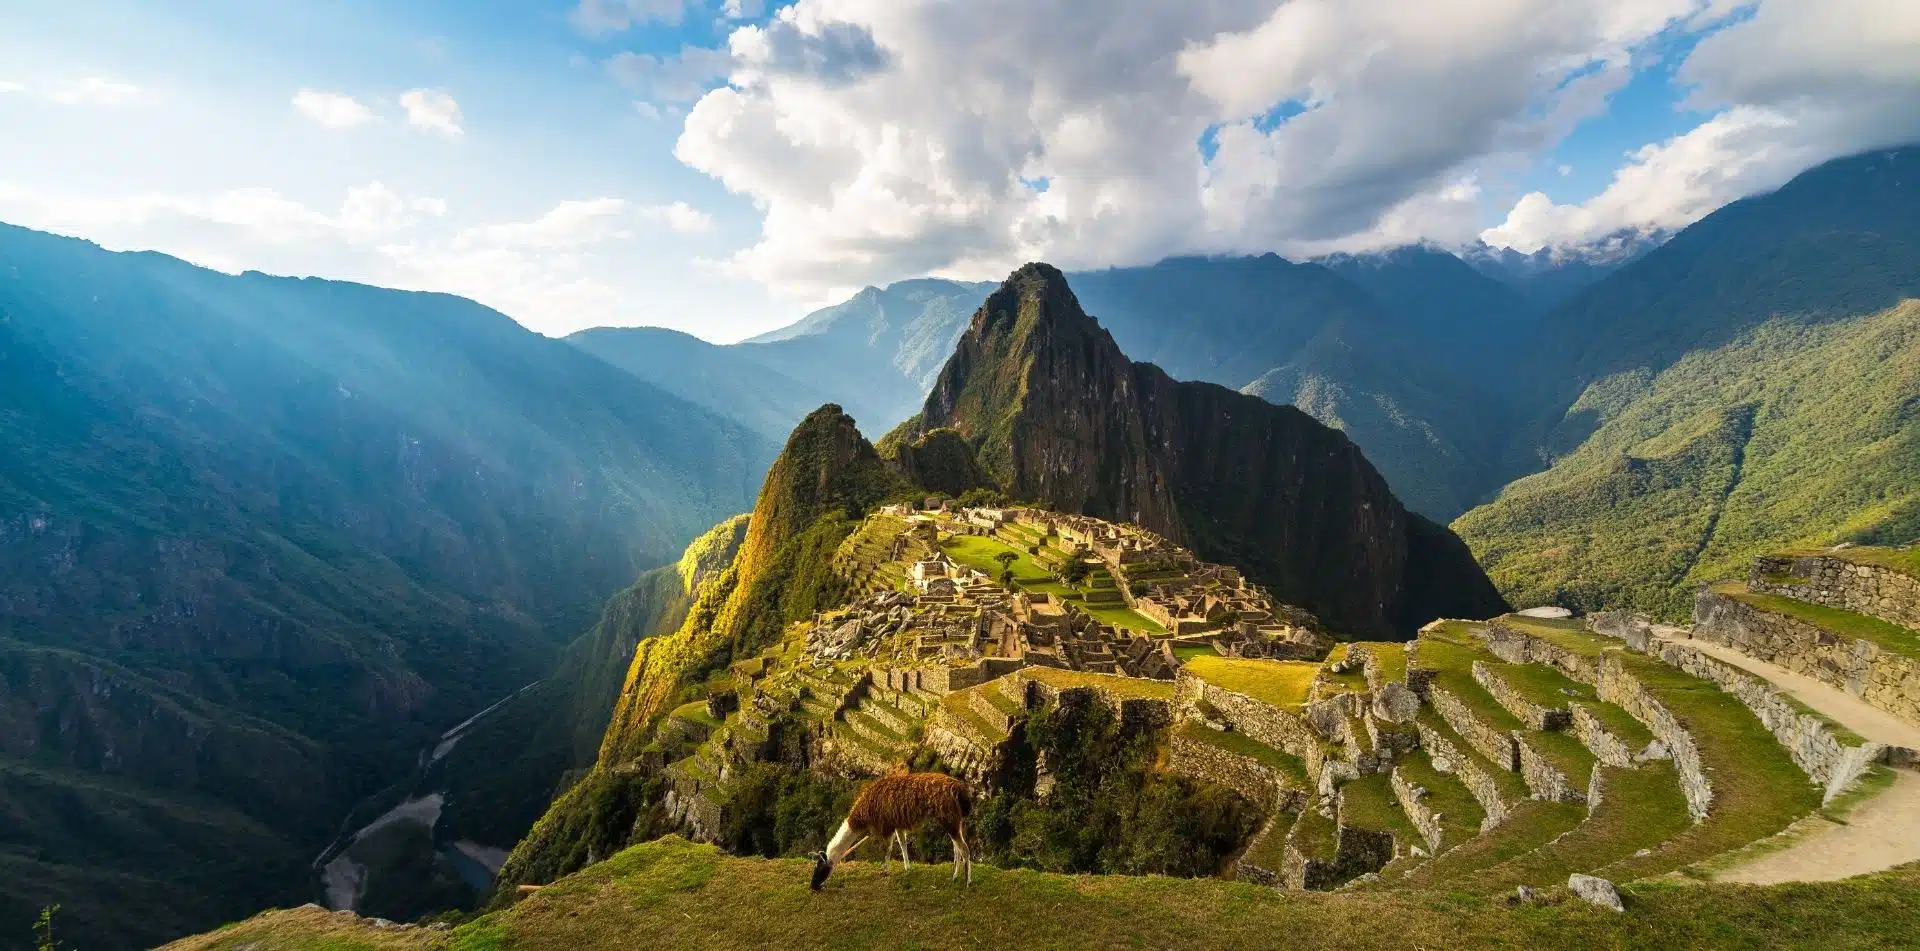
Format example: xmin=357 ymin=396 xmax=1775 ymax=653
xmin=1653 ymin=628 xmax=1920 ymax=884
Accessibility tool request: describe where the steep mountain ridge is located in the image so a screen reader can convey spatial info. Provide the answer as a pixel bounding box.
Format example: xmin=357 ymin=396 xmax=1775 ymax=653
xmin=887 ymin=263 xmax=1508 ymax=637
xmin=1458 ymin=145 xmax=1920 ymax=616
xmin=0 ymin=223 xmax=773 ymax=949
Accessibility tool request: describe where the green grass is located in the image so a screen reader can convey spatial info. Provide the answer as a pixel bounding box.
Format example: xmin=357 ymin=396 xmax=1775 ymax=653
xmin=1241 ymin=811 xmax=1298 ymax=872
xmin=1339 ymin=773 xmax=1423 ymax=848
xmin=939 ymin=534 xmax=1165 ymax=632
xmin=937 ymin=690 xmax=1009 ymax=742
xmin=1174 ymin=721 xmax=1310 ymax=787
xmin=1316 ymin=645 xmax=1370 ymax=694
xmin=1498 ymin=615 xmax=1612 ymax=658
xmin=1289 ymin=808 xmax=1339 ymax=863
xmin=1396 ymin=799 xmax=1587 ymax=888
xmin=1393 ymin=752 xmax=1485 ymax=847
xmin=668 ymin=701 xmax=722 ymax=730
xmin=1022 ymin=666 xmax=1175 ymax=701
xmin=1183 ymin=656 xmax=1318 ymax=711
xmin=1351 ymin=641 xmax=1409 ymax=685
xmin=176 ymin=836 xmax=1920 ymax=950
xmin=1714 ymin=582 xmax=1920 ymax=661
xmin=1468 ymin=763 xmax=1694 ymax=893
xmin=1172 ymin=644 xmax=1220 ymax=663
xmin=1591 ymin=651 xmax=1823 ymax=882
xmin=1410 ymin=632 xmax=1527 ymax=733
xmin=1412 ymin=710 xmax=1530 ymax=803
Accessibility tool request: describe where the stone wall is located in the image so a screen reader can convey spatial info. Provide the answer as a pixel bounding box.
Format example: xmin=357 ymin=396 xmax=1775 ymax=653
xmin=1694 ymin=588 xmax=1920 ymax=726
xmin=1472 ymin=661 xmax=1571 ymax=731
xmin=1484 ymin=622 xmax=1601 ymax=682
xmin=1651 ymin=640 xmax=1897 ymax=802
xmin=1414 ymin=721 xmax=1510 ymax=830
xmin=1485 ymin=623 xmax=1714 ymax=821
xmin=1752 ymin=553 xmax=1920 ymax=632
xmin=1176 ymin=670 xmax=1328 ymax=778
xmin=1515 ymin=738 xmax=1582 ymax=804
xmin=1167 ymin=731 xmax=1311 ymax=813
xmin=1428 ymin=686 xmax=1519 ymax=771
xmin=1569 ymin=704 xmax=1635 ymax=769
xmin=1234 ymin=815 xmax=1289 ymax=887
xmin=1592 ymin=654 xmax=1712 ymax=820
xmin=1588 ymin=612 xmax=1653 ymax=652
xmin=1391 ymin=766 xmax=1445 ymax=852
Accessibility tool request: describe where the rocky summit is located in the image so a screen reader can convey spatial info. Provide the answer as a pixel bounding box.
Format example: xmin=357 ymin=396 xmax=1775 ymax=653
xmin=887 ymin=263 xmax=1508 ymax=638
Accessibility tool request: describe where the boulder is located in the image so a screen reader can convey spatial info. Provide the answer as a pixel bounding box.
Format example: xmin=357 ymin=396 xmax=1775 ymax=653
xmin=1567 ymin=874 xmax=1624 ymax=912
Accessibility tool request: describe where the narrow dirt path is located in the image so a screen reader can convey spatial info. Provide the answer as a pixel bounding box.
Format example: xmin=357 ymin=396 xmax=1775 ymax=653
xmin=1652 ymin=630 xmax=1920 ymax=884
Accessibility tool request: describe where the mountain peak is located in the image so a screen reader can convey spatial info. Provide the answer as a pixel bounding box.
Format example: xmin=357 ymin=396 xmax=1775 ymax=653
xmin=889 ymin=265 xmax=1508 ymax=636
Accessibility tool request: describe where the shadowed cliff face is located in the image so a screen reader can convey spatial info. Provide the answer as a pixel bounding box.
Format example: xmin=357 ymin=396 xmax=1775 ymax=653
xmin=894 ymin=263 xmax=1507 ymax=637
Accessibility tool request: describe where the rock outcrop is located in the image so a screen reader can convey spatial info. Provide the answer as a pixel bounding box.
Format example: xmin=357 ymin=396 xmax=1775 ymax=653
xmin=887 ymin=263 xmax=1508 ymax=637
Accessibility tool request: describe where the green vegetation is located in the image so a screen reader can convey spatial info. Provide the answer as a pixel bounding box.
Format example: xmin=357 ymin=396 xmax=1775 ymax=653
xmin=971 ymin=693 xmax=1257 ymax=877
xmin=1174 ymin=722 xmax=1309 ymax=787
xmin=1593 ymin=649 xmax=1824 ymax=881
xmin=1714 ymin=582 xmax=1920 ymax=661
xmin=940 ymin=534 xmax=1167 ymax=632
xmin=1353 ymin=641 xmax=1409 ymax=685
xmin=174 ymin=839 xmax=1920 ymax=950
xmin=1399 ymin=799 xmax=1586 ymax=888
xmin=1184 ymin=656 xmax=1318 ymax=710
xmin=1022 ymin=667 xmax=1176 ymax=702
xmin=1459 ymin=301 xmax=1920 ymax=620
xmin=1468 ymin=763 xmax=1692 ymax=892
xmin=1339 ymin=774 xmax=1423 ymax=848
xmin=1392 ymin=753 xmax=1485 ymax=846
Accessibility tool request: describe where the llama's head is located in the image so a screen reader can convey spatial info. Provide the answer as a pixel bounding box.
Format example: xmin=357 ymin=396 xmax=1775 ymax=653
xmin=808 ymin=849 xmax=833 ymax=890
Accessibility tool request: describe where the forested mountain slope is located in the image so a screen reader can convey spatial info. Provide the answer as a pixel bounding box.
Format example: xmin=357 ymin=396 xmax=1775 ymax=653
xmin=0 ymin=223 xmax=773 ymax=949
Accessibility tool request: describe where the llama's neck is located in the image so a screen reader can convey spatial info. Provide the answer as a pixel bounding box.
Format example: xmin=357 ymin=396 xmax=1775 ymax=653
xmin=825 ymin=818 xmax=860 ymax=865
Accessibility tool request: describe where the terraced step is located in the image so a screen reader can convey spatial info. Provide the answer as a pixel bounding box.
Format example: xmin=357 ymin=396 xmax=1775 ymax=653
xmin=936 ymin=689 xmax=1011 ymax=747
xmin=1339 ymin=773 xmax=1423 ymax=858
xmin=1235 ymin=809 xmax=1297 ymax=886
xmin=1169 ymin=720 xmax=1312 ymax=802
xmin=1517 ymin=729 xmax=1594 ymax=804
xmin=858 ymin=694 xmax=918 ymax=735
xmin=1497 ymin=618 xmax=1826 ymax=882
xmin=1392 ymin=751 xmax=1485 ymax=854
xmin=1461 ymin=762 xmax=1692 ymax=894
xmin=1355 ymin=641 xmax=1411 ymax=691
xmin=1414 ymin=711 xmax=1528 ymax=827
xmin=1390 ymin=799 xmax=1585 ymax=889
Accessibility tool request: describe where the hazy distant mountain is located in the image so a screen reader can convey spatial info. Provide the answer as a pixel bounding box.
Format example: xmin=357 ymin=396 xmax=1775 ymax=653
xmin=568 ymin=326 xmax=834 ymax=442
xmin=1462 ymin=234 xmax=1657 ymax=313
xmin=730 ymin=278 xmax=996 ymax=431
xmin=0 ymin=223 xmax=774 ymax=948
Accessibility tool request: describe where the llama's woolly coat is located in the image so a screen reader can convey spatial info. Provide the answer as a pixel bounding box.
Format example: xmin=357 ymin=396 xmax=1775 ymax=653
xmin=847 ymin=772 xmax=972 ymax=838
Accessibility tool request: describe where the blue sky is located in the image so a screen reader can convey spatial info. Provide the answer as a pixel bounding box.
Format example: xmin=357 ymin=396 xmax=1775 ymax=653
xmin=3 ymin=1 xmax=1915 ymax=341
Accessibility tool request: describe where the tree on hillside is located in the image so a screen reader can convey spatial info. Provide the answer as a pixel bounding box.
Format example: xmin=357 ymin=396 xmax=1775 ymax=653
xmin=1062 ymin=560 xmax=1094 ymax=587
xmin=994 ymin=551 xmax=1019 ymax=588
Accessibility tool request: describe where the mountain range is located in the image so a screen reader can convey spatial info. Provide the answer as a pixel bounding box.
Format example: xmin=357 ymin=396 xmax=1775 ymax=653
xmin=0 ymin=224 xmax=773 ymax=949
xmin=6 ymin=142 xmax=1920 ymax=948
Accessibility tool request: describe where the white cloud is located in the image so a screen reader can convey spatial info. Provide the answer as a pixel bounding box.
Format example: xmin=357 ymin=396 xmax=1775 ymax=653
xmin=52 ymin=77 xmax=141 ymax=106
xmin=400 ymin=88 xmax=464 ymax=136
xmin=571 ymin=0 xmax=691 ymax=37
xmin=672 ymin=0 xmax=1714 ymax=297
xmin=723 ymin=0 xmax=765 ymax=19
xmin=643 ymin=200 xmax=715 ymax=233
xmin=0 ymin=81 xmax=24 ymax=94
xmin=608 ymin=46 xmax=732 ymax=104
xmin=457 ymin=198 xmax=634 ymax=249
xmin=0 ymin=181 xmax=442 ymax=246
xmin=292 ymin=89 xmax=376 ymax=129
xmin=1484 ymin=0 xmax=1920 ymax=252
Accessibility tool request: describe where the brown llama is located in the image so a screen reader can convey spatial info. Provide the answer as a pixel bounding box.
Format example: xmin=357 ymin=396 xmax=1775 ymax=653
xmin=809 ymin=772 xmax=973 ymax=889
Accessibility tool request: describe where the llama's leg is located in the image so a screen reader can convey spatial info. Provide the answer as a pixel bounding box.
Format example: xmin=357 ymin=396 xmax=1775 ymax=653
xmin=884 ymin=831 xmax=896 ymax=873
xmin=899 ymin=831 xmax=912 ymax=870
xmin=958 ymin=822 xmax=972 ymax=884
xmin=950 ymin=835 xmax=963 ymax=881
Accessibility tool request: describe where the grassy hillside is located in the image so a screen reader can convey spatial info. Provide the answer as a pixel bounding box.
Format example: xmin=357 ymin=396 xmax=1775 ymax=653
xmin=167 ymin=838 xmax=1920 ymax=951
xmin=1456 ymin=301 xmax=1920 ymax=617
